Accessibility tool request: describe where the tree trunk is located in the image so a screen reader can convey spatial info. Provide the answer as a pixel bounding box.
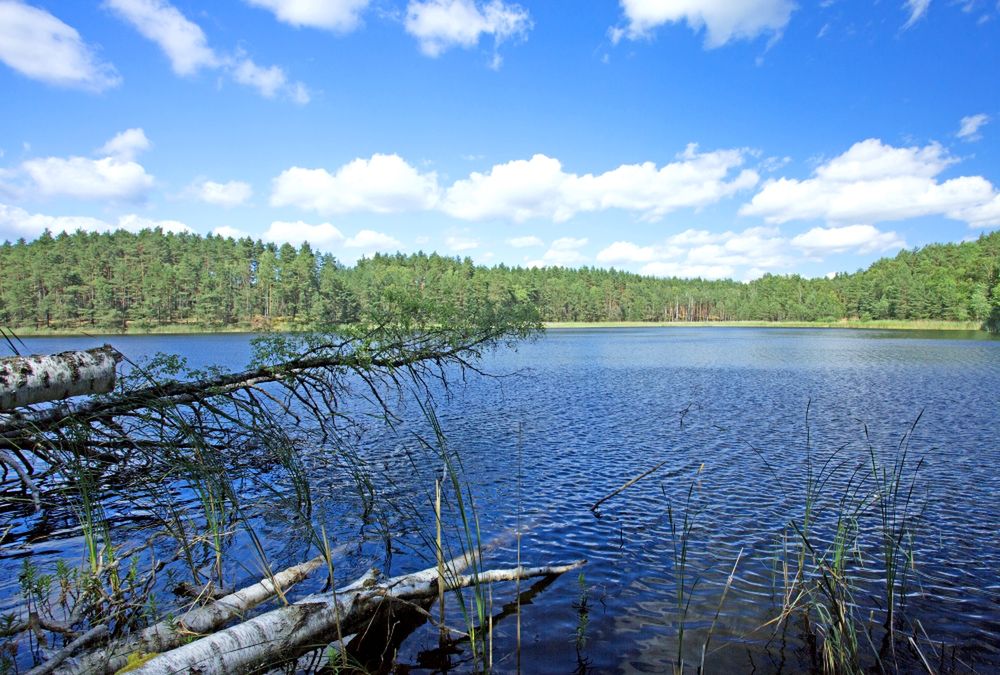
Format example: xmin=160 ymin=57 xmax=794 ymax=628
xmin=0 ymin=346 xmax=121 ymax=410
xmin=124 ymin=560 xmax=584 ymax=675
xmin=60 ymin=556 xmax=327 ymax=675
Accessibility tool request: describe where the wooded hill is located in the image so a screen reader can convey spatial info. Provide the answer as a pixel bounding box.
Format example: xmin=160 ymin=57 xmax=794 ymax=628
xmin=1 ymin=228 xmax=998 ymax=331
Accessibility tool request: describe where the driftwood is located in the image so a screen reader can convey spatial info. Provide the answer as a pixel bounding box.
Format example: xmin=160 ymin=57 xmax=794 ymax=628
xmin=25 ymin=625 xmax=108 ymax=675
xmin=123 ymin=558 xmax=585 ymax=674
xmin=591 ymin=459 xmax=667 ymax=512
xmin=0 ymin=346 xmax=120 ymax=410
xmin=58 ymin=556 xmax=326 ymax=675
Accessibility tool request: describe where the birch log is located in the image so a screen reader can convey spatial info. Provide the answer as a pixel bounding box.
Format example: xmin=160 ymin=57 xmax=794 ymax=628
xmin=127 ymin=560 xmax=585 ymax=675
xmin=0 ymin=346 xmax=120 ymax=410
xmin=59 ymin=556 xmax=327 ymax=675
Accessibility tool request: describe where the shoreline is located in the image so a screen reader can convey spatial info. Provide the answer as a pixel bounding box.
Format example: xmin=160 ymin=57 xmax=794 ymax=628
xmin=3 ymin=319 xmax=986 ymax=338
xmin=543 ymin=320 xmax=986 ymax=330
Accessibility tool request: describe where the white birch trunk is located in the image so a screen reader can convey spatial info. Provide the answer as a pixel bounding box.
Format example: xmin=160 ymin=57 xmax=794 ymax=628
xmin=58 ymin=556 xmax=326 ymax=675
xmin=0 ymin=346 xmax=120 ymax=410
xmin=126 ymin=560 xmax=584 ymax=674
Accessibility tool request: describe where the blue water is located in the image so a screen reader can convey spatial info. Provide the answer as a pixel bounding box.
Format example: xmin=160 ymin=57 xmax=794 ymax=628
xmin=2 ymin=328 xmax=999 ymax=673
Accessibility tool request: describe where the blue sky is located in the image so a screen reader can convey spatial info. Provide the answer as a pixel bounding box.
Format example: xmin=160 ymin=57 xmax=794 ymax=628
xmin=1 ymin=0 xmax=998 ymax=280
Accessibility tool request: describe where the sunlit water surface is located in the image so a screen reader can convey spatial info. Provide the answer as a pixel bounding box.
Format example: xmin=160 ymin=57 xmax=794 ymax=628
xmin=2 ymin=328 xmax=999 ymax=673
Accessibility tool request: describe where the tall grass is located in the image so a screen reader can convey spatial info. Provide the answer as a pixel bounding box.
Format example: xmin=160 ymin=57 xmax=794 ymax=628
xmin=757 ymin=409 xmax=927 ymax=674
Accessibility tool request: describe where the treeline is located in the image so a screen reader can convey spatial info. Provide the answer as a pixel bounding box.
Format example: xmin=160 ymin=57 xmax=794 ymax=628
xmin=1 ymin=228 xmax=999 ymax=331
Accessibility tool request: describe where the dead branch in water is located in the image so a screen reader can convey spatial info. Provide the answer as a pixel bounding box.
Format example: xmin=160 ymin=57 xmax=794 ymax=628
xmin=591 ymin=460 xmax=668 ymax=512
xmin=120 ymin=558 xmax=585 ymax=675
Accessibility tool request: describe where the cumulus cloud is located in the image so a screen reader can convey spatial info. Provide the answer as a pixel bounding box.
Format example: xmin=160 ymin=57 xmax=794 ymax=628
xmin=270 ymin=154 xmax=440 ymax=214
xmin=596 ymin=241 xmax=659 ymax=264
xmin=344 ymin=229 xmax=402 ymax=251
xmin=405 ymin=0 xmax=532 ymax=66
xmin=193 ymin=179 xmax=253 ymax=207
xmin=903 ymin=0 xmax=931 ymax=28
xmin=791 ymin=224 xmax=907 ymax=254
xmin=0 ymin=202 xmax=190 ymax=241
xmin=595 ymin=227 xmax=794 ymax=280
xmin=529 ymin=237 xmax=588 ymax=267
xmin=957 ymin=113 xmax=989 ymax=141
xmin=506 ymin=235 xmax=543 ymax=247
xmin=445 ymin=234 xmax=479 ymax=251
xmin=3 ymin=129 xmax=155 ymax=201
xmin=245 ymin=0 xmax=370 ymax=32
xmin=104 ymin=0 xmax=218 ymax=75
xmin=232 ymin=58 xmax=288 ymax=98
xmin=613 ymin=0 xmax=796 ymax=47
xmin=640 ymin=261 xmax=736 ymax=280
xmin=98 ymin=128 xmax=151 ymax=161
xmin=741 ymin=138 xmax=1000 ymax=228
xmin=441 ymin=146 xmax=758 ymax=222
xmin=271 ymin=147 xmax=757 ymax=223
xmin=595 ymin=222 xmax=912 ymax=281
xmin=263 ymin=220 xmax=345 ymax=248
xmin=105 ymin=0 xmax=309 ymax=102
xmin=212 ymin=225 xmax=249 ymax=239
xmin=0 ymin=1 xmax=120 ymax=91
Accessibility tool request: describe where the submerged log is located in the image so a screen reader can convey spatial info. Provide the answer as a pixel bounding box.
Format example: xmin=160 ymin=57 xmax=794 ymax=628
xmin=59 ymin=556 xmax=326 ymax=675
xmin=126 ymin=559 xmax=585 ymax=675
xmin=0 ymin=346 xmax=121 ymax=411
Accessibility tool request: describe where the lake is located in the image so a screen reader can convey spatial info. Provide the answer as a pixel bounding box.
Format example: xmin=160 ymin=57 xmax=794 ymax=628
xmin=2 ymin=327 xmax=1000 ymax=673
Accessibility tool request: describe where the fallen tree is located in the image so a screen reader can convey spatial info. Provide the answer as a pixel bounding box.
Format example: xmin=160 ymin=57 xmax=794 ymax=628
xmin=0 ymin=346 xmax=120 ymax=411
xmin=61 ymin=556 xmax=327 ymax=675
xmin=121 ymin=558 xmax=585 ymax=675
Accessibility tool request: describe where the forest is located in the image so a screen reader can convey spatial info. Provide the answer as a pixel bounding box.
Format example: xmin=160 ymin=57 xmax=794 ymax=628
xmin=1 ymin=228 xmax=998 ymax=332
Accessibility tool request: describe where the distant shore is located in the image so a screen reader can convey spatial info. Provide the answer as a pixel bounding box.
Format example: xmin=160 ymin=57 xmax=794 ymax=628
xmin=3 ymin=318 xmax=987 ymax=338
xmin=543 ymin=319 xmax=986 ymax=330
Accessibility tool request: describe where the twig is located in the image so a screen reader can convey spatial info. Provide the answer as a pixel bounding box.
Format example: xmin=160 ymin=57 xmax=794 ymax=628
xmin=591 ymin=460 xmax=668 ymax=512
xmin=26 ymin=625 xmax=108 ymax=675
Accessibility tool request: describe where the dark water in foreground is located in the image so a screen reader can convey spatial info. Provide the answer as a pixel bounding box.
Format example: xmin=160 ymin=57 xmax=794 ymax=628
xmin=2 ymin=328 xmax=1000 ymax=672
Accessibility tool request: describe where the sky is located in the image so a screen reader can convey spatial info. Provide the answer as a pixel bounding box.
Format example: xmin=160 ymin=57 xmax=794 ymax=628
xmin=0 ymin=0 xmax=999 ymax=280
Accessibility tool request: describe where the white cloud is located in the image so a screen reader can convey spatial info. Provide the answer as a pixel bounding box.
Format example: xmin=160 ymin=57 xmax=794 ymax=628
xmin=9 ymin=129 xmax=155 ymax=201
xmin=0 ymin=1 xmax=120 ymax=91
xmin=193 ymin=179 xmax=253 ymax=207
xmin=956 ymin=193 xmax=1000 ymax=228
xmin=614 ymin=0 xmax=796 ymax=47
xmin=640 ymin=261 xmax=736 ymax=280
xmin=117 ymin=213 xmax=192 ymax=233
xmin=212 ymin=225 xmax=249 ymax=239
xmin=506 ymin=235 xmax=543 ymax=247
xmin=104 ymin=0 xmax=218 ymax=75
xmin=19 ymin=157 xmax=153 ymax=200
xmin=263 ymin=220 xmax=345 ymax=248
xmin=344 ymin=229 xmax=402 ymax=251
xmin=270 ymin=154 xmax=440 ymax=214
xmin=957 ymin=113 xmax=989 ymax=141
xmin=98 ymin=128 xmax=151 ymax=161
xmin=289 ymin=81 xmax=311 ymax=105
xmin=597 ymin=226 xmax=796 ymax=280
xmin=791 ymin=224 xmax=907 ymax=254
xmin=0 ymin=202 xmax=190 ymax=240
xmin=229 ymin=55 xmax=310 ymax=102
xmin=106 ymin=0 xmax=308 ymax=102
xmin=405 ymin=0 xmax=532 ymax=65
xmin=442 ymin=146 xmax=758 ymax=223
xmin=596 ymin=240 xmax=659 ymax=264
xmin=245 ymin=0 xmax=370 ymax=32
xmin=232 ymin=58 xmax=287 ymax=98
xmin=903 ymin=0 xmax=931 ymax=28
xmin=445 ymin=234 xmax=479 ymax=251
xmin=741 ymin=138 xmax=1000 ymax=228
xmin=270 ymin=148 xmax=757 ymax=223
xmin=538 ymin=237 xmax=588 ymax=267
